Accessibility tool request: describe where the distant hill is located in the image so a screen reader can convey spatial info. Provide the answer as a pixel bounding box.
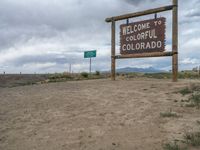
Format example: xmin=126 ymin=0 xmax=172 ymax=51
xmin=116 ymin=67 xmax=166 ymax=73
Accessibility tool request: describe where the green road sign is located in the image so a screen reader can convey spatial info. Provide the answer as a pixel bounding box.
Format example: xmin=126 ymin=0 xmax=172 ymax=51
xmin=84 ymin=50 xmax=96 ymax=58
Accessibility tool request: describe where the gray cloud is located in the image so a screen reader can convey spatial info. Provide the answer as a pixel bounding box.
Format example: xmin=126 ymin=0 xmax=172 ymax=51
xmin=186 ymin=10 xmax=200 ymax=17
xmin=0 ymin=0 xmax=199 ymax=73
xmin=124 ymin=0 xmax=156 ymax=5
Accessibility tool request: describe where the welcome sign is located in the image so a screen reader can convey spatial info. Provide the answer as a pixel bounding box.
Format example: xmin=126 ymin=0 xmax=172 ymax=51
xmin=120 ymin=17 xmax=166 ymax=54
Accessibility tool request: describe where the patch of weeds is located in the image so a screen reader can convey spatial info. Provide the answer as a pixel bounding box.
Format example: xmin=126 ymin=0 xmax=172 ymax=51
xmin=196 ymin=120 xmax=200 ymax=125
xmin=165 ymin=118 xmax=200 ymax=150
xmin=179 ymin=85 xmax=200 ymax=108
xmin=185 ymin=93 xmax=200 ymax=108
xmin=185 ymin=103 xmax=196 ymax=108
xmin=48 ymin=73 xmax=73 ymax=82
xmin=95 ymin=71 xmax=100 ymax=76
xmin=163 ymin=141 xmax=186 ymax=150
xmin=189 ymin=93 xmax=200 ymax=109
xmin=190 ymin=84 xmax=200 ymax=92
xmin=144 ymin=73 xmax=172 ymax=79
xmin=160 ymin=110 xmax=178 ymax=118
xmin=179 ymin=87 xmax=192 ymax=96
xmin=81 ymin=72 xmax=89 ymax=78
xmin=181 ymin=99 xmax=190 ymax=103
xmin=184 ymin=132 xmax=200 ymax=147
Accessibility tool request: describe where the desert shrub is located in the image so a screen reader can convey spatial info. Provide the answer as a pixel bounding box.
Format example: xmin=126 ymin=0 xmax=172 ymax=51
xmin=185 ymin=103 xmax=196 ymax=108
xmin=48 ymin=73 xmax=72 ymax=80
xmin=81 ymin=72 xmax=89 ymax=78
xmin=47 ymin=73 xmax=73 ymax=83
xmin=190 ymin=84 xmax=200 ymax=92
xmin=49 ymin=73 xmax=62 ymax=79
xmin=179 ymin=87 xmax=192 ymax=96
xmin=160 ymin=111 xmax=178 ymax=118
xmin=95 ymin=71 xmax=100 ymax=76
xmin=62 ymin=74 xmax=72 ymax=79
xmin=163 ymin=141 xmax=183 ymax=150
xmin=178 ymin=71 xmax=199 ymax=79
xmin=127 ymin=72 xmax=142 ymax=78
xmin=184 ymin=132 xmax=200 ymax=146
xmin=197 ymin=120 xmax=200 ymax=125
xmin=144 ymin=73 xmax=171 ymax=79
xmin=189 ymin=93 xmax=200 ymax=108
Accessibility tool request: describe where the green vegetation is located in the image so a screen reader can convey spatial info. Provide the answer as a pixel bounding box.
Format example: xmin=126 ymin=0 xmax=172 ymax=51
xmin=160 ymin=111 xmax=178 ymax=118
xmin=118 ymin=71 xmax=200 ymax=79
xmin=81 ymin=72 xmax=89 ymax=78
xmin=95 ymin=71 xmax=100 ymax=76
xmin=144 ymin=73 xmax=172 ymax=79
xmin=178 ymin=72 xmax=200 ymax=79
xmin=184 ymin=132 xmax=200 ymax=147
xmin=48 ymin=73 xmax=73 ymax=82
xmin=163 ymin=141 xmax=185 ymax=150
xmin=197 ymin=120 xmax=200 ymax=125
xmin=163 ymin=134 xmax=200 ymax=150
xmin=179 ymin=87 xmax=192 ymax=96
xmin=189 ymin=93 xmax=200 ymax=109
xmin=160 ymin=108 xmax=178 ymax=118
xmin=164 ymin=84 xmax=200 ymax=149
xmin=163 ymin=133 xmax=200 ymax=150
xmin=2 ymin=71 xmax=199 ymax=88
xmin=49 ymin=73 xmax=72 ymax=79
xmin=179 ymin=84 xmax=200 ymax=109
xmin=46 ymin=72 xmax=108 ymax=83
xmin=185 ymin=103 xmax=196 ymax=108
xmin=190 ymin=84 xmax=200 ymax=92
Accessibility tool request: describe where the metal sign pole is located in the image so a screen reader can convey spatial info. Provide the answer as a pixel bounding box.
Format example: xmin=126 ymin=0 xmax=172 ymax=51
xmin=90 ymin=57 xmax=91 ymax=75
xmin=69 ymin=63 xmax=71 ymax=74
xmin=84 ymin=50 xmax=96 ymax=76
xmin=111 ymin=20 xmax=116 ymax=80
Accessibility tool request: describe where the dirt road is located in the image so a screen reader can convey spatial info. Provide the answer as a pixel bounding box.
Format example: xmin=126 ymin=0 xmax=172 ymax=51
xmin=0 ymin=78 xmax=200 ymax=150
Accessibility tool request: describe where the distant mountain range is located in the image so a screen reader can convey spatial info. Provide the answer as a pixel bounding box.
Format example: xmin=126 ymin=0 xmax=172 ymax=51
xmin=115 ymin=67 xmax=166 ymax=73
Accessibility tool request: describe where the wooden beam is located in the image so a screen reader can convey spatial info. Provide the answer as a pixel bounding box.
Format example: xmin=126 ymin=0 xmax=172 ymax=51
xmin=172 ymin=0 xmax=178 ymax=82
xmin=115 ymin=51 xmax=174 ymax=59
xmin=105 ymin=5 xmax=174 ymax=22
xmin=111 ymin=20 xmax=116 ymax=80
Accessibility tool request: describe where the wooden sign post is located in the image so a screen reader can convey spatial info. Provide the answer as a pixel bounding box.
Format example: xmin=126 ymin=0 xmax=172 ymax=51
xmin=106 ymin=0 xmax=178 ymax=82
xmin=172 ymin=0 xmax=178 ymax=82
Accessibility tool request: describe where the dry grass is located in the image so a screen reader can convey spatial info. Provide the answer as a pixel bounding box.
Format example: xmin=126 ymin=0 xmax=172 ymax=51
xmin=163 ymin=141 xmax=187 ymax=150
xmin=184 ymin=132 xmax=200 ymax=147
xmin=160 ymin=112 xmax=178 ymax=118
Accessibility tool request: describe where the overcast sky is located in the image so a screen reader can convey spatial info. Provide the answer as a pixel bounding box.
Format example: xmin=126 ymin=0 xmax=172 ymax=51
xmin=0 ymin=0 xmax=200 ymax=73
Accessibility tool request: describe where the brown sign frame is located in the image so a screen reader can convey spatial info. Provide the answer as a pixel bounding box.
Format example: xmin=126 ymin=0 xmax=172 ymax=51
xmin=105 ymin=0 xmax=178 ymax=82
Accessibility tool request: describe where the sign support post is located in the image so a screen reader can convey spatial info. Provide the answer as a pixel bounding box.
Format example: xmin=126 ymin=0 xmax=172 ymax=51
xmin=111 ymin=20 xmax=116 ymax=81
xmin=89 ymin=57 xmax=92 ymax=75
xmin=172 ymin=0 xmax=178 ymax=82
xmin=84 ymin=50 xmax=97 ymax=75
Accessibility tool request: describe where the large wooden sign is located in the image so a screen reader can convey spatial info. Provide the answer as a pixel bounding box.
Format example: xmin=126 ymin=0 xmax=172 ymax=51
xmin=105 ymin=0 xmax=178 ymax=82
xmin=120 ymin=18 xmax=166 ymax=54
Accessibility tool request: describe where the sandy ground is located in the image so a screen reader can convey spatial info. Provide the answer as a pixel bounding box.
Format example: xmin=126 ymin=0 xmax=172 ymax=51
xmin=0 ymin=78 xmax=200 ymax=150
